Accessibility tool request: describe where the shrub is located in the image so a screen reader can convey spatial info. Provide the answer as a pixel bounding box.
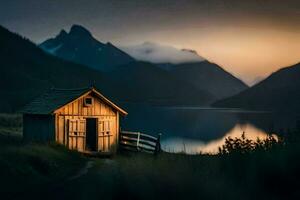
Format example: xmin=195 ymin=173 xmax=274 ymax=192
xmin=218 ymin=133 xmax=281 ymax=155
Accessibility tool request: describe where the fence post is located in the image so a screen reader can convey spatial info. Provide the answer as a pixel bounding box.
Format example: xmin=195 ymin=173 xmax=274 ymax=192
xmin=137 ymin=132 xmax=140 ymax=151
xmin=155 ymin=133 xmax=162 ymax=155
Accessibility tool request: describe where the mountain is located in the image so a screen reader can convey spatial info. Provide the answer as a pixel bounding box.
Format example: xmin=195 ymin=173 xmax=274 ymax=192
xmin=120 ymin=42 xmax=204 ymax=64
xmin=0 ymin=25 xmax=214 ymax=112
xmin=0 ymin=25 xmax=112 ymax=112
xmin=39 ymin=25 xmax=135 ymax=71
xmin=249 ymin=76 xmax=264 ymax=86
xmin=168 ymin=61 xmax=249 ymax=100
xmin=39 ymin=26 xmax=245 ymax=104
xmin=213 ymin=62 xmax=300 ymax=111
xmin=121 ymin=42 xmax=248 ymax=100
xmin=105 ymin=61 xmax=215 ymax=105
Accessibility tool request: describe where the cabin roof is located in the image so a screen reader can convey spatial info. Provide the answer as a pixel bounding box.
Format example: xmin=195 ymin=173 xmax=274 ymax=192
xmin=21 ymin=87 xmax=128 ymax=115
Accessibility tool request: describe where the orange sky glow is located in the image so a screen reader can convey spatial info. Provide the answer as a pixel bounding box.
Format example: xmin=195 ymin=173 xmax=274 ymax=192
xmin=1 ymin=0 xmax=299 ymax=85
xmin=111 ymin=16 xmax=300 ymax=85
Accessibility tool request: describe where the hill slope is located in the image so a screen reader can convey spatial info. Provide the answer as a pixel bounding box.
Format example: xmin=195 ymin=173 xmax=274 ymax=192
xmin=169 ymin=61 xmax=248 ymax=100
xmin=106 ymin=61 xmax=215 ymax=105
xmin=0 ymin=26 xmax=111 ymax=112
xmin=39 ymin=25 xmax=135 ymax=71
xmin=213 ymin=62 xmax=300 ymax=111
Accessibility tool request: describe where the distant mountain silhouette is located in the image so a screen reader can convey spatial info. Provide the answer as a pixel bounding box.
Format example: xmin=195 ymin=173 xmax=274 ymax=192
xmin=106 ymin=61 xmax=215 ymax=105
xmin=0 ymin=25 xmax=112 ymax=112
xmin=167 ymin=61 xmax=248 ymax=100
xmin=39 ymin=25 xmax=249 ymax=104
xmin=0 ymin=25 xmax=216 ymax=112
xmin=39 ymin=25 xmax=135 ymax=71
xmin=213 ymin=62 xmax=300 ymax=111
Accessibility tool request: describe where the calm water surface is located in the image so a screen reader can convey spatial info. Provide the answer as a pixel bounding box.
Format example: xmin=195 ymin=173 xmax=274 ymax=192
xmin=120 ymin=104 xmax=300 ymax=154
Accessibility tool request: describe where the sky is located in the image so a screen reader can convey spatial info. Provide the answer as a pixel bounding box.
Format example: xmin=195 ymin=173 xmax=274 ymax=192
xmin=0 ymin=0 xmax=299 ymax=85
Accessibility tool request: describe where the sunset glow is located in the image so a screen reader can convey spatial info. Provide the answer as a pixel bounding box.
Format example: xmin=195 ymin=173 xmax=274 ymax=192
xmin=162 ymin=124 xmax=278 ymax=154
xmin=1 ymin=1 xmax=300 ymax=199
xmin=0 ymin=0 xmax=299 ymax=84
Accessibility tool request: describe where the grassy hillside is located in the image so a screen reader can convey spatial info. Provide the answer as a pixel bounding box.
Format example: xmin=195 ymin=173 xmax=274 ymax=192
xmin=0 ymin=114 xmax=85 ymax=199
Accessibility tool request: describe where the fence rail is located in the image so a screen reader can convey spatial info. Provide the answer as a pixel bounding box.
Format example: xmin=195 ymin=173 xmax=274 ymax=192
xmin=119 ymin=130 xmax=161 ymax=154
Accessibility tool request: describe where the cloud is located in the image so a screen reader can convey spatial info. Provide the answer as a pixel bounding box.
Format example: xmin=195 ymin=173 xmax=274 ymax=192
xmin=120 ymin=42 xmax=205 ymax=64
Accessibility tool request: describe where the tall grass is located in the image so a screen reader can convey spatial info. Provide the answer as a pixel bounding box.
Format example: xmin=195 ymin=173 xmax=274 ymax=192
xmin=0 ymin=113 xmax=22 ymax=127
xmin=61 ymin=129 xmax=300 ymax=200
xmin=0 ymin=113 xmax=22 ymax=135
xmin=0 ymin=114 xmax=85 ymax=199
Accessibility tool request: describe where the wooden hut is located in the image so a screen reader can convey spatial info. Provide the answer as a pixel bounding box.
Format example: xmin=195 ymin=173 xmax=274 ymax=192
xmin=22 ymin=87 xmax=127 ymax=154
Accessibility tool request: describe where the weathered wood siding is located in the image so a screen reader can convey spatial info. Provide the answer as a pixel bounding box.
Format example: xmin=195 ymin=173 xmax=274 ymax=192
xmin=23 ymin=114 xmax=55 ymax=142
xmin=54 ymin=93 xmax=119 ymax=153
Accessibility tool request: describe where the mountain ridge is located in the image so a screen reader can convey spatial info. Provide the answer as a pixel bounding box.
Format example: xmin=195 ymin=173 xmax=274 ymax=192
xmin=213 ymin=62 xmax=300 ymax=111
xmin=39 ymin=25 xmax=249 ymax=101
xmin=168 ymin=61 xmax=249 ymax=100
xmin=0 ymin=25 xmax=217 ymax=112
xmin=39 ymin=24 xmax=135 ymax=71
xmin=105 ymin=61 xmax=216 ymax=105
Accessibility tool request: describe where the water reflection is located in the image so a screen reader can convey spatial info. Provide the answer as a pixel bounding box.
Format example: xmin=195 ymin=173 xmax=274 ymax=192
xmin=161 ymin=123 xmax=277 ymax=154
xmin=120 ymin=104 xmax=299 ymax=155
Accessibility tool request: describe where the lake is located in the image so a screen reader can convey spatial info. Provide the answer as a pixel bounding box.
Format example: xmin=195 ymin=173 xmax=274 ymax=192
xmin=120 ymin=104 xmax=300 ymax=154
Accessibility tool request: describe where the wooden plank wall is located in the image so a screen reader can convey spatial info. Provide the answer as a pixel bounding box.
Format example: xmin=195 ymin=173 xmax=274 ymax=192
xmin=55 ymin=94 xmax=116 ymax=116
xmin=23 ymin=114 xmax=55 ymax=142
xmin=97 ymin=116 xmax=117 ymax=152
xmin=54 ymin=93 xmax=119 ymax=153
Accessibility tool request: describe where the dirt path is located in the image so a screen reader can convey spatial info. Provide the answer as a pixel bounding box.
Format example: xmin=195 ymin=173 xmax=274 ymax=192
xmin=68 ymin=160 xmax=95 ymax=181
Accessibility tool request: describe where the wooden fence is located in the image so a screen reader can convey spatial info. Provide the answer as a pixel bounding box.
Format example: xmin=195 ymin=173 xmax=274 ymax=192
xmin=119 ymin=131 xmax=161 ymax=154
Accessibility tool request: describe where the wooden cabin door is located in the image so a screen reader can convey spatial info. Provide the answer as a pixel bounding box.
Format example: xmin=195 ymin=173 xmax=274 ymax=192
xmin=68 ymin=119 xmax=86 ymax=151
xmin=86 ymin=118 xmax=97 ymax=151
xmin=97 ymin=120 xmax=113 ymax=152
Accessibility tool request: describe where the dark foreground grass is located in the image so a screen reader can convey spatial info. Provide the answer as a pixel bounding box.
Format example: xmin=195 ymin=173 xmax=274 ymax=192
xmin=0 ymin=119 xmax=86 ymax=200
xmin=1 ymin=114 xmax=300 ymax=200
xmin=44 ymin=144 xmax=300 ymax=200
